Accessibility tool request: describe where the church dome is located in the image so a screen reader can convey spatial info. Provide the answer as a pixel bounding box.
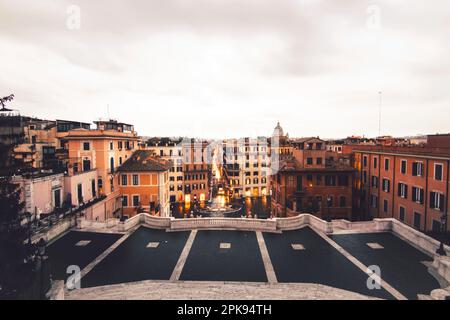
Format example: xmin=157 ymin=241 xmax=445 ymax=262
xmin=273 ymin=121 xmax=284 ymax=137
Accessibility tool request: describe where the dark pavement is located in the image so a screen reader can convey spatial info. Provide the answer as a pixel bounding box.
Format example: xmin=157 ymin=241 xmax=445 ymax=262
xmin=330 ymin=232 xmax=441 ymax=300
xmin=81 ymin=227 xmax=189 ymax=288
xmin=47 ymin=231 xmax=123 ymax=282
xmin=180 ymin=230 xmax=267 ymax=282
xmin=263 ymin=227 xmax=394 ymax=299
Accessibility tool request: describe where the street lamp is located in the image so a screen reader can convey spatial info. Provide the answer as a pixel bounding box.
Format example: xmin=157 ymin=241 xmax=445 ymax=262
xmin=36 ymin=238 xmax=49 ymax=299
xmin=436 ymin=213 xmax=447 ymax=256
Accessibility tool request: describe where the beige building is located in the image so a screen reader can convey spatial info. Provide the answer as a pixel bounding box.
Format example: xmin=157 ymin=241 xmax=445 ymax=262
xmin=146 ymin=137 xmax=184 ymax=203
xmin=11 ymin=171 xmax=65 ymax=218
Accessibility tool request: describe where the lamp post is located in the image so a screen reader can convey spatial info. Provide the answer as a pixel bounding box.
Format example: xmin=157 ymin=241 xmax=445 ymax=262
xmin=36 ymin=238 xmax=48 ymax=299
xmin=436 ymin=213 xmax=447 ymax=256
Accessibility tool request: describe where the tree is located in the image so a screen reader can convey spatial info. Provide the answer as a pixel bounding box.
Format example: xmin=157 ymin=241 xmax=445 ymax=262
xmin=0 ymin=176 xmax=34 ymax=299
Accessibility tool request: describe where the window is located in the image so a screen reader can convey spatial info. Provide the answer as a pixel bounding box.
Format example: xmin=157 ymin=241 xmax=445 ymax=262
xmin=121 ymin=175 xmax=128 ymax=186
xmin=432 ymin=220 xmax=442 ymax=232
xmin=370 ymin=195 xmax=378 ymax=208
xmin=401 ymin=160 xmax=407 ymax=174
xmin=83 ymin=142 xmax=90 ymax=150
xmin=122 ymin=195 xmax=128 ymax=207
xmin=316 ymin=157 xmax=322 ymax=165
xmin=337 ymin=175 xmax=349 ymax=186
xmin=307 ymin=174 xmax=313 ymax=182
xmin=384 ymin=158 xmax=390 ymax=171
xmin=371 ymin=176 xmax=379 ymax=188
xmin=325 ymin=175 xmax=336 ymax=186
xmin=132 ymin=174 xmax=139 ymax=186
xmin=383 ymin=199 xmax=388 ymax=213
xmin=119 ymin=157 xmax=122 ymax=165
xmin=339 ymin=196 xmax=346 ymax=207
xmin=363 ymin=156 xmax=368 ymax=167
xmin=412 ymin=187 xmax=424 ymax=204
xmin=109 ymin=141 xmax=114 ymax=150
xmin=77 ymin=183 xmax=83 ymax=204
xmin=382 ymin=178 xmax=390 ymax=193
xmin=54 ymin=189 xmax=61 ymax=208
xmin=73 ymin=163 xmax=78 ymax=173
xmin=82 ymin=159 xmax=91 ymax=171
xmin=434 ymin=164 xmax=443 ymax=181
xmin=316 ymin=174 xmax=322 ymax=185
xmin=118 ymin=141 xmax=123 ymax=149
xmin=398 ymin=183 xmax=408 ymax=199
xmin=307 ymin=157 xmax=313 ymax=165
xmin=98 ymin=178 xmax=103 ymax=189
xmin=374 ymin=157 xmax=378 ymax=169
xmin=110 ymin=157 xmax=114 ymax=173
xmin=430 ymin=192 xmax=445 ymax=211
xmin=413 ymin=212 xmax=421 ymax=229
xmin=132 ymin=195 xmax=140 ymax=207
xmin=296 ymin=176 xmax=302 ymax=192
xmin=412 ymin=162 xmax=423 ymax=177
xmin=326 ymin=196 xmax=333 ymax=207
xmin=91 ymin=179 xmax=96 ymax=197
xmin=399 ymin=206 xmax=405 ymax=221
xmin=363 ymin=171 xmax=367 ymax=184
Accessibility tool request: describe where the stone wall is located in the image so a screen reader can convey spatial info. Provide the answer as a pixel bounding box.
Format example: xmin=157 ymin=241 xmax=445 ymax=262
xmin=31 ymin=216 xmax=76 ymax=243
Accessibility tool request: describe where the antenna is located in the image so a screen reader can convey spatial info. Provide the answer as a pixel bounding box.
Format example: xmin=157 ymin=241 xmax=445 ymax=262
xmin=378 ymin=91 xmax=382 ymax=137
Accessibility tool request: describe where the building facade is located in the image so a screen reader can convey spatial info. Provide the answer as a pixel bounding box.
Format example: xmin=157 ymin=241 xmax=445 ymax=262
xmin=271 ymin=138 xmax=355 ymax=220
xmin=353 ymin=137 xmax=450 ymax=232
xmin=118 ymin=150 xmax=171 ymax=218
xmin=146 ymin=137 xmax=184 ymax=203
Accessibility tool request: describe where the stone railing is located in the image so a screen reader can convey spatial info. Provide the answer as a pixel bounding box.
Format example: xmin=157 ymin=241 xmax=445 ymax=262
xmin=170 ymin=217 xmax=278 ymax=232
xmin=78 ymin=218 xmax=118 ymax=230
xmin=32 ymin=216 xmax=77 ymax=243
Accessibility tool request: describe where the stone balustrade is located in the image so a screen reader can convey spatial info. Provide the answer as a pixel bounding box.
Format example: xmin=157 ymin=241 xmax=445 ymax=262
xmin=170 ymin=217 xmax=278 ymax=232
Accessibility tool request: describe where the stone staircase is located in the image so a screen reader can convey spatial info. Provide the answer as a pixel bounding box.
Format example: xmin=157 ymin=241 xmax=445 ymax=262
xmin=65 ymin=280 xmax=380 ymax=300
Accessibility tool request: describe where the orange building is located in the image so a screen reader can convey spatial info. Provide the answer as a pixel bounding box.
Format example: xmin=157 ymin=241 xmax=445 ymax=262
xmin=353 ymin=136 xmax=450 ymax=233
xmin=64 ymin=120 xmax=139 ymax=219
xmin=271 ymin=138 xmax=355 ymax=219
xmin=118 ymin=150 xmax=171 ymax=218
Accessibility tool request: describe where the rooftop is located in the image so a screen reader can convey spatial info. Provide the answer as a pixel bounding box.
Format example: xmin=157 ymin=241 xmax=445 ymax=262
xmin=118 ymin=150 xmax=172 ymax=172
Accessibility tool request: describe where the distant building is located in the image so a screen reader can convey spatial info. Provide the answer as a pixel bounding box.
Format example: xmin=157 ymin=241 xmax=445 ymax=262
xmin=271 ymin=137 xmax=355 ymax=220
xmin=118 ymin=150 xmax=171 ymax=218
xmin=182 ymin=139 xmax=211 ymax=203
xmin=223 ymin=136 xmax=270 ymax=198
xmin=146 ymin=137 xmax=184 ymax=203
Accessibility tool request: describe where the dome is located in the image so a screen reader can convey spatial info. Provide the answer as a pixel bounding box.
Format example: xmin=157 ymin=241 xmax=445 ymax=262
xmin=272 ymin=121 xmax=284 ymax=137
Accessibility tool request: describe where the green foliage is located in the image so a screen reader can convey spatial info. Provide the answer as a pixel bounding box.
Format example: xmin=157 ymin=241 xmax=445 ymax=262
xmin=0 ymin=176 xmax=34 ymax=299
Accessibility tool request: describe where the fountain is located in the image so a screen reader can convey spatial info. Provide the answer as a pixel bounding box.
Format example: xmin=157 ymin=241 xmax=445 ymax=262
xmin=196 ymin=148 xmax=242 ymax=217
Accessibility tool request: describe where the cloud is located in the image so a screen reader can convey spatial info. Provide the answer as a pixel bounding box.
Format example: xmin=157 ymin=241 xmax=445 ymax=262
xmin=0 ymin=0 xmax=449 ymax=138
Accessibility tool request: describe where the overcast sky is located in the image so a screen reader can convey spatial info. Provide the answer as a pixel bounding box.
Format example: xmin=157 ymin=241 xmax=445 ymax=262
xmin=0 ymin=0 xmax=449 ymax=139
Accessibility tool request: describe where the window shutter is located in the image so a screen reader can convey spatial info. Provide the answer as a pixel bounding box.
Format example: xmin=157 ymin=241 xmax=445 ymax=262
xmin=412 ymin=187 xmax=417 ymax=202
xmin=439 ymin=194 xmax=445 ymax=212
xmin=412 ymin=162 xmax=417 ymax=176
xmin=404 ymin=185 xmax=408 ymax=199
xmin=398 ymin=183 xmax=401 ymax=196
xmin=420 ymin=189 xmax=424 ymax=204
xmin=430 ymin=192 xmax=436 ymax=209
